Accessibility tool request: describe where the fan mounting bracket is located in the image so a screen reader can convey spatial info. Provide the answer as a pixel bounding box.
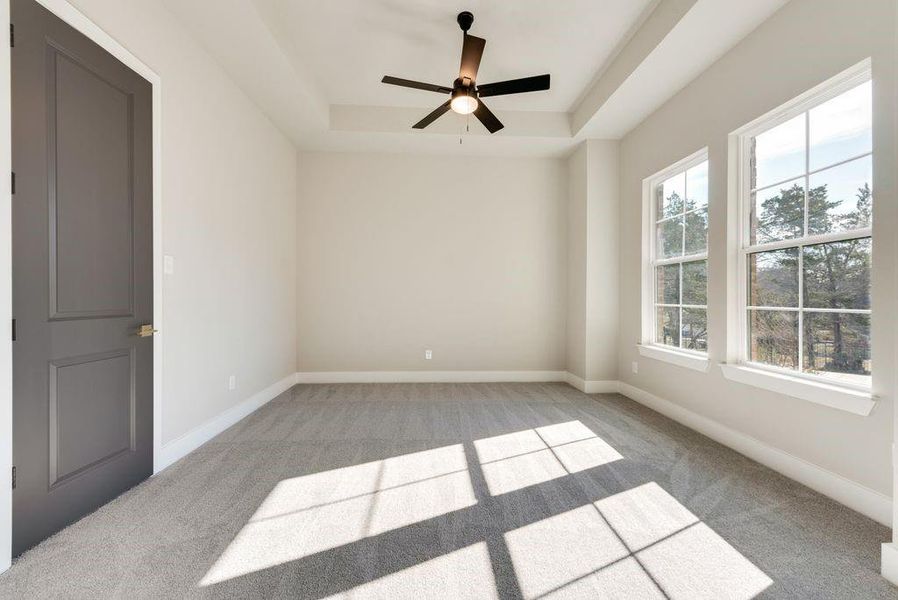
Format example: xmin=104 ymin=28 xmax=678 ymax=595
xmin=457 ymin=11 xmax=474 ymax=32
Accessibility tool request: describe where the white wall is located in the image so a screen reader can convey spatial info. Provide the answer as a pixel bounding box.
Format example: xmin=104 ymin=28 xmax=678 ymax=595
xmin=567 ymin=140 xmax=620 ymax=383
xmin=296 ymin=151 xmax=566 ymax=373
xmin=34 ymin=0 xmax=298 ymax=446
xmin=618 ymin=0 xmax=896 ymax=499
xmin=566 ymin=145 xmax=588 ymax=379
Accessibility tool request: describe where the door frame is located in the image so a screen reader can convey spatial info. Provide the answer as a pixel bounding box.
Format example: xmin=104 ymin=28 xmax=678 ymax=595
xmin=0 ymin=0 xmax=163 ymax=572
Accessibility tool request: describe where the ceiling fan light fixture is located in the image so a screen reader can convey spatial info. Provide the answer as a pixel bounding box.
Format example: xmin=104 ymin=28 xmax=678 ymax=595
xmin=450 ymin=88 xmax=478 ymax=115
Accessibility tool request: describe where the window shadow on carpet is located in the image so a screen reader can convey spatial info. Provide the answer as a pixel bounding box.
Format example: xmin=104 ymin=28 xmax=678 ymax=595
xmin=199 ymin=417 xmax=772 ymax=599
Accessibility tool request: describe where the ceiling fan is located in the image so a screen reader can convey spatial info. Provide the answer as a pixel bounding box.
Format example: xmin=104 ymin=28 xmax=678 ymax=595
xmin=381 ymin=11 xmax=550 ymax=134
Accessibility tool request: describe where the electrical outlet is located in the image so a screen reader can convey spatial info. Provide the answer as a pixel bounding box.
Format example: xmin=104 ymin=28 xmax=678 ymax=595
xmin=425 ymin=349 xmax=432 ymax=360
xmin=228 ymin=375 xmax=236 ymax=390
xmin=163 ymin=255 xmax=175 ymax=275
xmin=631 ymin=361 xmax=639 ymax=374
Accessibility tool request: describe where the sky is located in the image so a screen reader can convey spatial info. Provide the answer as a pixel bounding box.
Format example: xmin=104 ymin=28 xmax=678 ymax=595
xmin=754 ymin=81 xmax=871 ymax=190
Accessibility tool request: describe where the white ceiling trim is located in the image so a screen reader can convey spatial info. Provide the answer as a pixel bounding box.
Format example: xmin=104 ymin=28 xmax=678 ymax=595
xmin=571 ymin=0 xmax=697 ymax=134
xmin=576 ymin=0 xmax=790 ymax=139
xmin=330 ymin=105 xmax=570 ymax=138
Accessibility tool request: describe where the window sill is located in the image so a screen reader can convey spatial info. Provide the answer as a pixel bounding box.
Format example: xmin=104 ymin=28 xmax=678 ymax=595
xmin=637 ymin=344 xmax=710 ymax=372
xmin=719 ymin=364 xmax=875 ymax=416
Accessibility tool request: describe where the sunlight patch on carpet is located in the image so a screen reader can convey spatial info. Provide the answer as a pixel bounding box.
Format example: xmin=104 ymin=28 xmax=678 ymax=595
xmin=476 ymin=421 xmax=622 ymax=495
xmin=200 ymin=444 xmax=475 ymax=586
xmin=320 ymin=542 xmax=498 ymax=600
xmin=504 ymin=505 xmax=641 ymax=598
xmin=505 ymin=482 xmax=772 ymax=599
xmin=636 ymin=522 xmax=773 ymax=599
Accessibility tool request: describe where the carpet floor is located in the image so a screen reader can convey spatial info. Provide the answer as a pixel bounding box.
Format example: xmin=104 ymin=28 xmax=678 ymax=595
xmin=0 ymin=382 xmax=893 ymax=599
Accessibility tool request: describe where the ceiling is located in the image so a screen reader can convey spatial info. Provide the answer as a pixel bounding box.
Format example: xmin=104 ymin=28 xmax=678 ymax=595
xmin=164 ymin=0 xmax=790 ymax=157
xmin=253 ymin=0 xmax=653 ymax=113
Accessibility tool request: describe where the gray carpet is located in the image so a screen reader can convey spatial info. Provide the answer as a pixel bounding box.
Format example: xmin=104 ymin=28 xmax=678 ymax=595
xmin=0 ymin=382 xmax=894 ymax=599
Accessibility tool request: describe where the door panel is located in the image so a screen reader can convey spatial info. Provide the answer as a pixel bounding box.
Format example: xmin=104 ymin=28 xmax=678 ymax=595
xmin=11 ymin=0 xmax=153 ymax=556
xmin=50 ymin=349 xmax=135 ymax=486
xmin=51 ymin=48 xmax=134 ymax=319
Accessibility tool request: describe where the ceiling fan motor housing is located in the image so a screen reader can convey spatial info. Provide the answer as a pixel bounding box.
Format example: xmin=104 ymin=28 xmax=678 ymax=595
xmin=454 ymin=77 xmax=474 ymax=91
xmin=457 ymin=11 xmax=474 ymax=32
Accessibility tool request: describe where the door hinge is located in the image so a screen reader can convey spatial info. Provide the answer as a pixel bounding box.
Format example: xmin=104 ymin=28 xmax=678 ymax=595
xmin=11 ymin=318 xmax=15 ymax=341
xmin=11 ymin=171 xmax=14 ymax=195
xmin=11 ymin=466 xmax=15 ymax=490
xmin=9 ymin=24 xmax=13 ymax=48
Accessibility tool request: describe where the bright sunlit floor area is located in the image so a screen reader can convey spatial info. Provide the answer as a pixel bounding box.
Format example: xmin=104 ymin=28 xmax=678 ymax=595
xmin=0 ymin=382 xmax=890 ymax=599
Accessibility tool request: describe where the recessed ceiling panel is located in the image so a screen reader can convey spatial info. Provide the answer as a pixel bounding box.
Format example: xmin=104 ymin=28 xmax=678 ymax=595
xmin=254 ymin=0 xmax=654 ymax=112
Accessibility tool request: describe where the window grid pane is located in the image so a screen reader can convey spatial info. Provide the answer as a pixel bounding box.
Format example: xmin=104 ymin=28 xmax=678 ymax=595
xmin=803 ymin=312 xmax=871 ymax=381
xmin=743 ymin=80 xmax=871 ymax=384
xmin=748 ymin=309 xmax=799 ymax=369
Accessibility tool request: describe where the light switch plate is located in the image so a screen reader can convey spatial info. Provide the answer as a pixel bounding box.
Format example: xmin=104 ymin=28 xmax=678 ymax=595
xmin=163 ymin=255 xmax=174 ymax=275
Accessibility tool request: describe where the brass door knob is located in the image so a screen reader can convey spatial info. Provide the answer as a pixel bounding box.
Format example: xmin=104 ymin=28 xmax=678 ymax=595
xmin=137 ymin=324 xmax=158 ymax=337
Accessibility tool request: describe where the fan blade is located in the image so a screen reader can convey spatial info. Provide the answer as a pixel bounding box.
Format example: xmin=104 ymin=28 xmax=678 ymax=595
xmin=413 ymin=100 xmax=452 ymax=129
xmin=382 ymin=76 xmax=452 ymax=94
xmin=477 ymin=74 xmax=550 ymax=98
xmin=459 ymin=34 xmax=486 ymax=82
xmin=473 ymin=99 xmax=504 ymax=133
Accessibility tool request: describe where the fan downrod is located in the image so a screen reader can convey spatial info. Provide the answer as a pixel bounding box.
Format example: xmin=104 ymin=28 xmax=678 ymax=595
xmin=457 ymin=11 xmax=474 ymax=32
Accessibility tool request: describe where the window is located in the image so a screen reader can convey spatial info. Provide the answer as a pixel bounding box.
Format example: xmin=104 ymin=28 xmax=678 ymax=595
xmin=642 ymin=151 xmax=709 ymax=356
xmin=639 ymin=149 xmax=708 ymax=370
xmin=734 ymin=68 xmax=872 ymax=390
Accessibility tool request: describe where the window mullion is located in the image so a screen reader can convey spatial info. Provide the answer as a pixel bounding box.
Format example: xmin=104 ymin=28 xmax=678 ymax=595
xmin=798 ymin=110 xmax=809 ymax=374
xmin=803 ymin=110 xmax=810 ymax=239
xmin=804 ymin=307 xmax=870 ymax=314
xmin=805 ymin=150 xmax=873 ymax=179
xmin=741 ymin=136 xmax=752 ymax=364
xmin=678 ymin=262 xmax=683 ymax=348
xmin=651 ymin=183 xmax=658 ymax=345
xmin=747 ymin=151 xmax=873 ymax=196
xmin=798 ymin=247 xmax=804 ymax=373
xmin=656 ymin=253 xmax=709 ymax=267
xmin=745 ymin=228 xmax=871 ymax=254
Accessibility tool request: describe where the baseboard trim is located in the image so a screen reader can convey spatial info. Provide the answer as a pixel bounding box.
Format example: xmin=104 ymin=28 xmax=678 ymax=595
xmin=618 ymin=382 xmax=892 ymax=527
xmin=292 ymin=371 xmax=620 ymax=391
xmin=564 ymin=372 xmax=619 ymax=394
xmin=295 ymin=370 xmax=569 ymax=384
xmin=879 ymin=543 xmax=898 ymax=585
xmin=882 ymin=543 xmax=898 ymax=585
xmin=155 ymin=373 xmax=297 ymax=473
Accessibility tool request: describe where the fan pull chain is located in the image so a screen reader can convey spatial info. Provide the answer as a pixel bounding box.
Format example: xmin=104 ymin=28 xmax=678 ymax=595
xmin=459 ymin=112 xmax=470 ymax=144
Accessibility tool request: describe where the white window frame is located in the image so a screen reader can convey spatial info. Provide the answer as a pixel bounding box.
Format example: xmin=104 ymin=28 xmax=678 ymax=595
xmin=724 ymin=59 xmax=875 ymax=415
xmin=639 ymin=148 xmax=710 ymax=372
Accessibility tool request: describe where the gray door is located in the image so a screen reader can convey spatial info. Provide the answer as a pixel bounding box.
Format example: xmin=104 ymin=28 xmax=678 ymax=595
xmin=11 ymin=0 xmax=153 ymax=556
